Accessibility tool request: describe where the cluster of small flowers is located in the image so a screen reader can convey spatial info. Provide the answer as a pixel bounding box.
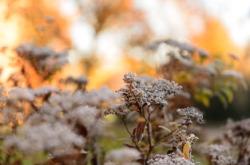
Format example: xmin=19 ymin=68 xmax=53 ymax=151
xmin=41 ymin=87 xmax=117 ymax=110
xmin=148 ymin=153 xmax=195 ymax=165
xmin=204 ymin=144 xmax=236 ymax=165
xmin=0 ymin=86 xmax=58 ymax=125
xmin=8 ymin=86 xmax=58 ymax=102
xmin=16 ymin=43 xmax=68 ymax=78
xmin=2 ymin=84 xmax=118 ymax=157
xmin=119 ymin=72 xmax=182 ymax=109
xmin=164 ymin=107 xmax=202 ymax=151
xmin=224 ymin=119 xmax=250 ymax=145
xmin=5 ymin=122 xmax=85 ymax=156
xmin=177 ymin=107 xmax=204 ymax=124
xmin=203 ymin=119 xmax=250 ymax=165
xmin=224 ymin=119 xmax=250 ymax=165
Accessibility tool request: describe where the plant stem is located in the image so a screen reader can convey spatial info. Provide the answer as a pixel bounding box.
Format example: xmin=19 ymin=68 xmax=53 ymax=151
xmin=121 ymin=117 xmax=142 ymax=153
xmin=145 ymin=110 xmax=154 ymax=162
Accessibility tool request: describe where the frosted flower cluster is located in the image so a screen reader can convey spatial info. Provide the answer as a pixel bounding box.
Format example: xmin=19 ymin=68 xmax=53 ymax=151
xmin=65 ymin=106 xmax=103 ymax=136
xmin=163 ymin=107 xmax=203 ymax=151
xmin=3 ymin=85 xmax=117 ymax=156
xmin=27 ymin=102 xmax=105 ymax=137
xmin=148 ymin=154 xmax=195 ymax=165
xmin=8 ymin=86 xmax=58 ymax=102
xmin=204 ymin=119 xmax=250 ymax=165
xmin=224 ymin=119 xmax=250 ymax=165
xmin=8 ymin=87 xmax=35 ymax=102
xmin=204 ymin=144 xmax=236 ymax=165
xmin=2 ymin=87 xmax=59 ymax=125
xmin=5 ymin=122 xmax=85 ymax=156
xmin=45 ymin=87 xmax=117 ymax=110
xmin=177 ymin=107 xmax=204 ymax=124
xmin=225 ymin=119 xmax=250 ymax=145
xmin=119 ymin=73 xmax=182 ymax=109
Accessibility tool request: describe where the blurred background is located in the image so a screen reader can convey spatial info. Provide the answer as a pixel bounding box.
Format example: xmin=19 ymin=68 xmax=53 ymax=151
xmin=0 ymin=0 xmax=250 ymax=121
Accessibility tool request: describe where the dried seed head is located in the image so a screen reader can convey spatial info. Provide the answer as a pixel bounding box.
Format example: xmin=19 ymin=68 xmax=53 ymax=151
xmin=120 ymin=73 xmax=182 ymax=109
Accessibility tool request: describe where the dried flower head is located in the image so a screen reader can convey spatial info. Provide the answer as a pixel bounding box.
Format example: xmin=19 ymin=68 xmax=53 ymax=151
xmin=119 ymin=73 xmax=182 ymax=109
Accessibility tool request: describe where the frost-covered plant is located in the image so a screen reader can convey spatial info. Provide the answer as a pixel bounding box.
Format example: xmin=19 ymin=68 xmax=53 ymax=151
xmin=203 ymin=144 xmax=236 ymax=165
xmin=0 ymin=78 xmax=119 ymax=164
xmin=119 ymin=72 xmax=182 ymax=108
xmin=203 ymin=118 xmax=250 ymax=165
xmin=0 ymin=86 xmax=59 ymax=129
xmin=106 ymin=73 xmax=203 ymax=164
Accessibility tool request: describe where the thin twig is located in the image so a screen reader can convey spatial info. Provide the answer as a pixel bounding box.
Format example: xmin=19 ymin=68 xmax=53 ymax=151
xmin=121 ymin=117 xmax=142 ymax=153
xmin=121 ymin=117 xmax=132 ymax=137
xmin=145 ymin=111 xmax=154 ymax=161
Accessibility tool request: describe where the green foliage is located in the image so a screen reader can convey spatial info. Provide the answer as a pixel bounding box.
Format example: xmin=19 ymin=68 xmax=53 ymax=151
xmin=194 ymin=88 xmax=213 ymax=107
